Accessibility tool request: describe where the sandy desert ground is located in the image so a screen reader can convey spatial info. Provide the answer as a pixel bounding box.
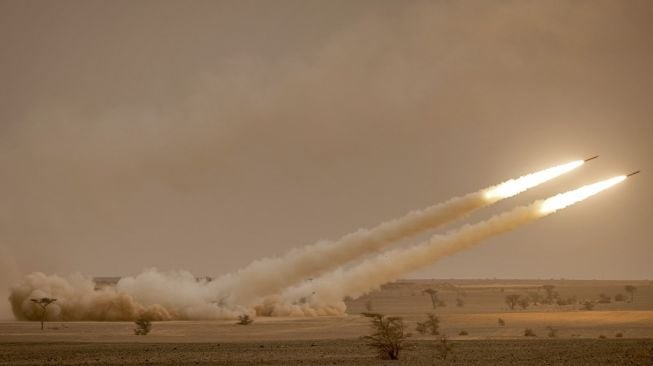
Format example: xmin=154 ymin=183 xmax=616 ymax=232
xmin=2 ymin=279 xmax=652 ymax=365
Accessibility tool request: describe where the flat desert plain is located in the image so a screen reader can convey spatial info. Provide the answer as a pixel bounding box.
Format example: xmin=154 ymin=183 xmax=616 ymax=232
xmin=1 ymin=279 xmax=652 ymax=365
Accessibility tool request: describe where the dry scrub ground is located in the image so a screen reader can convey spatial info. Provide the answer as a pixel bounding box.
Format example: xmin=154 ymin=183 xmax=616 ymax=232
xmin=1 ymin=280 xmax=652 ymax=364
xmin=1 ymin=339 xmax=652 ymax=365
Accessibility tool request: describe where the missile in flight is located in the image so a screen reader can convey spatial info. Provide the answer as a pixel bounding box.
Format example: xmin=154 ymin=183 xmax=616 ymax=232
xmin=584 ymin=155 xmax=599 ymax=162
xmin=626 ymin=171 xmax=640 ymax=177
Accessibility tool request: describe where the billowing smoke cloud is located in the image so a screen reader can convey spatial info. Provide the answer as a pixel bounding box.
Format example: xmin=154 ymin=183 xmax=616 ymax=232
xmin=206 ymin=160 xmax=584 ymax=307
xmin=9 ymin=270 xmax=249 ymax=321
xmin=258 ymin=176 xmax=626 ymax=316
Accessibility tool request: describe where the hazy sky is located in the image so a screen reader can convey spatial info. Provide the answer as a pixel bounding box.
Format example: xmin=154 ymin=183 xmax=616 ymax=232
xmin=1 ymin=0 xmax=652 ymax=284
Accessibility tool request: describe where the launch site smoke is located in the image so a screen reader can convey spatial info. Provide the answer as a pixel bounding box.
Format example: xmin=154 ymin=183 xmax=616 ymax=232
xmin=8 ymin=158 xmax=634 ymax=321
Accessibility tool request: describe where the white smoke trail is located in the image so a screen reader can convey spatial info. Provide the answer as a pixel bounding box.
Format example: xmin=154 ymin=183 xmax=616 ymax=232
xmin=260 ymin=175 xmax=626 ymax=316
xmin=210 ymin=159 xmax=585 ymax=306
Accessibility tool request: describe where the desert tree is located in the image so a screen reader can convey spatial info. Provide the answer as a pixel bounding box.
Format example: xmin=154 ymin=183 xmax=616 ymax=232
xmin=134 ymin=317 xmax=152 ymax=335
xmin=30 ymin=297 xmax=57 ymax=330
xmin=361 ymin=312 xmax=410 ymax=360
xmin=505 ymin=294 xmax=521 ymax=310
xmin=423 ymin=288 xmax=445 ymax=309
xmin=614 ymin=293 xmax=626 ymax=302
xmin=415 ymin=313 xmax=440 ymax=335
xmin=237 ymin=314 xmax=254 ymax=325
xmin=542 ymin=285 xmax=557 ymax=304
xmin=455 ymin=298 xmax=465 ymax=307
xmin=624 ymin=285 xmax=637 ymax=303
xmin=433 ymin=335 xmax=454 ymax=360
xmin=517 ymin=297 xmax=531 ymax=310
xmin=497 ymin=318 xmax=505 ymax=326
xmin=582 ymin=301 xmax=595 ymax=311
xmin=527 ymin=292 xmax=543 ymax=305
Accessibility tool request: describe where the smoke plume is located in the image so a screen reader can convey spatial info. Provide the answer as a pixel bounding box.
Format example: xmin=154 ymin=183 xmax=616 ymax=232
xmin=258 ymin=176 xmax=625 ymax=316
xmin=9 ymin=270 xmax=249 ymax=321
xmin=7 ymin=161 xmax=589 ymax=321
xmin=207 ymin=160 xmax=583 ymax=307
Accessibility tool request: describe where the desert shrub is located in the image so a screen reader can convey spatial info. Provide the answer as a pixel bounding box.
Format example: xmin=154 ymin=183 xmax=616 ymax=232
xmin=598 ymin=334 xmax=607 ymax=339
xmin=456 ymin=298 xmax=464 ymax=307
xmin=615 ymin=332 xmax=624 ymax=338
xmin=546 ymin=326 xmax=558 ymax=338
xmin=415 ymin=313 xmax=440 ymax=335
xmin=524 ymin=328 xmax=536 ymax=337
xmin=434 ymin=335 xmax=454 ymax=360
xmin=582 ymin=301 xmax=595 ymax=311
xmin=528 ymin=292 xmax=543 ymax=305
xmin=458 ymin=330 xmax=468 ymax=336
xmin=557 ymin=296 xmax=578 ymax=306
xmin=598 ymin=293 xmax=612 ymax=304
xmin=505 ymin=294 xmax=520 ymax=310
xmin=517 ymin=297 xmax=530 ymax=310
xmin=361 ymin=312 xmax=410 ymax=360
xmin=497 ymin=318 xmax=505 ymax=326
xmin=614 ymin=293 xmax=626 ymax=302
xmin=237 ymin=314 xmax=253 ymax=325
xmin=134 ymin=317 xmax=152 ymax=335
xmin=624 ymin=285 xmax=637 ymax=302
xmin=541 ymin=285 xmax=558 ymax=304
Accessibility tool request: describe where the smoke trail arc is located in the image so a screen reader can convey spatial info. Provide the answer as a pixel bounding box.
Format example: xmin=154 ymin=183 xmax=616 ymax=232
xmin=211 ymin=159 xmax=586 ymax=306
xmin=262 ymin=175 xmax=625 ymax=316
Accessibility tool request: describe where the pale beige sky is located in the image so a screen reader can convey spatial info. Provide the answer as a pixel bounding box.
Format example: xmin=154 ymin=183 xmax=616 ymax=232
xmin=1 ymin=0 xmax=651 ymax=282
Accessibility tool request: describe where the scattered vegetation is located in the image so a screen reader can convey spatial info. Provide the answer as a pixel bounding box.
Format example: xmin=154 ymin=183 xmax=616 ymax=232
xmin=598 ymin=334 xmax=607 ymax=339
xmin=598 ymin=293 xmax=612 ymax=304
xmin=497 ymin=318 xmax=505 ymax=326
xmin=415 ymin=313 xmax=440 ymax=335
xmin=527 ymin=292 xmax=542 ymax=305
xmin=542 ymin=285 xmax=558 ymax=304
xmin=455 ymin=298 xmax=465 ymax=307
xmin=505 ymin=294 xmax=521 ymax=310
xmin=423 ymin=288 xmax=446 ymax=309
xmin=582 ymin=301 xmax=595 ymax=311
xmin=458 ymin=330 xmax=468 ymax=336
xmin=524 ymin=328 xmax=536 ymax=337
xmin=614 ymin=293 xmax=626 ymax=302
xmin=30 ymin=297 xmax=57 ymax=331
xmin=517 ymin=297 xmax=531 ymax=310
xmin=237 ymin=314 xmax=254 ymax=325
xmin=556 ymin=296 xmax=577 ymax=306
xmin=134 ymin=317 xmax=152 ymax=335
xmin=361 ymin=312 xmax=410 ymax=360
xmin=624 ymin=285 xmax=637 ymax=302
xmin=615 ymin=332 xmax=624 ymax=338
xmin=433 ymin=335 xmax=454 ymax=360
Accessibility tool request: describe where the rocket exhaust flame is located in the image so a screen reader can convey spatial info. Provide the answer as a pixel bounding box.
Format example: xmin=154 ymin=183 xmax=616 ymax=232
xmin=539 ymin=175 xmax=626 ymax=214
xmin=483 ymin=160 xmax=585 ymax=200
